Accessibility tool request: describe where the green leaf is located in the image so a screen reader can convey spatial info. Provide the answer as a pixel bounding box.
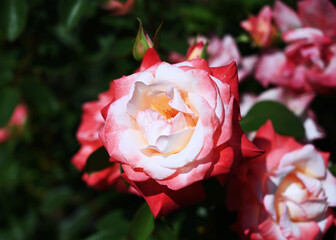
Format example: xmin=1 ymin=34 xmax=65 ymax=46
xmin=19 ymin=78 xmax=59 ymax=116
xmin=97 ymin=210 xmax=130 ymax=232
xmin=240 ymin=100 xmax=305 ymax=139
xmin=148 ymin=218 xmax=180 ymax=240
xmin=84 ymin=147 xmax=112 ymax=173
xmin=59 ymin=0 xmax=88 ymax=30
xmin=59 ymin=207 xmax=91 ymax=240
xmin=85 ymin=230 xmax=127 ymax=240
xmin=129 ymin=203 xmax=155 ymax=240
xmin=0 ymin=0 xmax=28 ymax=41
xmin=0 ymin=87 xmax=20 ymax=127
xmin=85 ymin=210 xmax=130 ymax=240
xmin=0 ymin=50 xmax=18 ymax=87
xmin=330 ymin=163 xmax=336 ymax=176
xmin=41 ymin=187 xmax=72 ymax=215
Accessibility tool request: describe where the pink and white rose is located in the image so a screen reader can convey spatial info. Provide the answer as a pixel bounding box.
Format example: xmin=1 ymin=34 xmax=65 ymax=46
xmin=99 ymin=49 xmax=261 ymax=217
xmin=227 ymin=121 xmax=336 ymax=240
xmin=255 ymin=0 xmax=336 ymax=94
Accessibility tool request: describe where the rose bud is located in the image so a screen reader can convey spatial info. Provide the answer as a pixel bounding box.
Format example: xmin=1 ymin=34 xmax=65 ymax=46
xmin=133 ymin=18 xmax=154 ymax=61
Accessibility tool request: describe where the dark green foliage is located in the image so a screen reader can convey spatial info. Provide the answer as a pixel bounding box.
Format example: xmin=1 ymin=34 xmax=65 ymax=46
xmin=0 ymin=0 xmax=28 ymax=41
xmin=129 ymin=203 xmax=155 ymax=240
xmin=0 ymin=87 xmax=20 ymax=127
xmin=59 ymin=0 xmax=88 ymax=30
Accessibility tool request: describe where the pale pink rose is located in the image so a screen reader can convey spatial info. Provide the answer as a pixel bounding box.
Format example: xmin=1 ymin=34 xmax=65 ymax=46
xmin=169 ymin=35 xmax=258 ymax=81
xmin=273 ymin=0 xmax=336 ymax=39
xmin=240 ymin=87 xmax=325 ymax=141
xmin=256 ymin=0 xmax=336 ymax=93
xmin=255 ymin=40 xmax=336 ymax=93
xmin=241 ymin=6 xmax=278 ymax=48
xmin=101 ymin=0 xmax=135 ymax=16
xmin=0 ymin=104 xmax=28 ymax=143
xmin=227 ymin=121 xmax=336 ymax=240
xmin=99 ymin=48 xmax=261 ymax=217
xmin=255 ymin=50 xmax=309 ymax=91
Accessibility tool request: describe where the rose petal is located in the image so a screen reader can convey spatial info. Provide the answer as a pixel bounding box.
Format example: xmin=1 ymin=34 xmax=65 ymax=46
xmin=210 ymin=62 xmax=239 ymax=102
xmin=279 ymin=145 xmax=326 ymax=178
xmin=136 ymin=109 xmax=171 ymax=145
xmin=166 ymin=87 xmax=194 ymax=115
xmin=298 ymin=0 xmax=336 ymax=39
xmin=273 ymin=1 xmax=302 ymax=33
xmin=156 ymin=119 xmax=204 ymax=169
xmin=140 ymin=48 xmax=162 ymax=71
xmin=258 ymin=208 xmax=287 ymax=240
xmin=283 ymin=27 xmax=329 ymax=44
xmin=295 ymin=172 xmax=323 ymax=197
xmin=99 ymin=96 xmax=137 ymax=162
xmin=208 ymin=35 xmax=241 ymax=68
xmin=124 ymin=177 xmax=205 ymax=218
xmin=286 ymin=198 xmax=328 ymax=221
xmin=155 ymin=63 xmax=193 ymax=91
xmin=321 ymin=170 xmax=336 ymax=206
xmin=279 ymin=205 xmax=301 ymax=238
xmin=119 ymin=129 xmax=176 ymax=180
xmin=144 ymin=128 xmax=194 ymax=154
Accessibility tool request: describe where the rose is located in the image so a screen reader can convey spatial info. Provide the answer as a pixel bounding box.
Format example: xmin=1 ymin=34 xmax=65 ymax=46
xmin=240 ymin=87 xmax=324 ymax=141
xmin=226 ymin=121 xmax=336 ymax=240
xmin=0 ymin=104 xmax=28 ymax=143
xmin=241 ymin=6 xmax=278 ymax=48
xmin=255 ymin=0 xmax=336 ymax=94
xmin=273 ymin=0 xmax=336 ymax=39
xmin=99 ymin=48 xmax=261 ymax=217
xmin=72 ymin=87 xmax=137 ymax=193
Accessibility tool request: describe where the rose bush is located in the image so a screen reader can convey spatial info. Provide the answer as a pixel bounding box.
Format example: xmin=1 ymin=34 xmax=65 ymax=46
xmin=227 ymin=121 xmax=336 ymax=240
xmin=98 ymin=48 xmax=261 ymax=217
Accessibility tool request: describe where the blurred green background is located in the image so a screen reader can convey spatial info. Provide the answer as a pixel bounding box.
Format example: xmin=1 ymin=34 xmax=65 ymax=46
xmin=1 ymin=0 xmax=336 ymax=239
